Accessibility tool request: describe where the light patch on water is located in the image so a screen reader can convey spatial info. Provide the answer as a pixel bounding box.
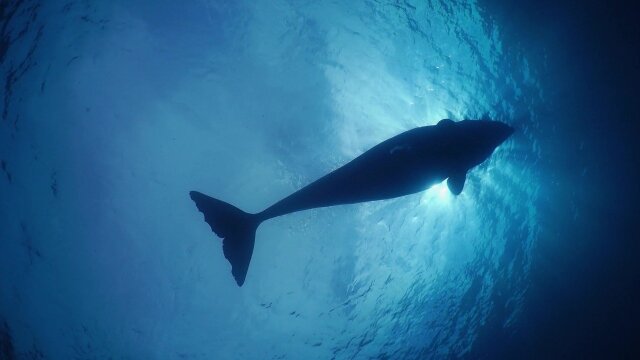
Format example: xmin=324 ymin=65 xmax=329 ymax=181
xmin=424 ymin=180 xmax=454 ymax=203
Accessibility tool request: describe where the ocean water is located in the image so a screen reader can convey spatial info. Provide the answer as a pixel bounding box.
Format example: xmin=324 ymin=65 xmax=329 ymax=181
xmin=0 ymin=0 xmax=637 ymax=359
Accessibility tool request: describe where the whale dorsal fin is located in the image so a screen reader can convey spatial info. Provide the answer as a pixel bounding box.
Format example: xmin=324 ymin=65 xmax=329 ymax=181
xmin=447 ymin=171 xmax=466 ymax=195
xmin=438 ymin=118 xmax=455 ymax=127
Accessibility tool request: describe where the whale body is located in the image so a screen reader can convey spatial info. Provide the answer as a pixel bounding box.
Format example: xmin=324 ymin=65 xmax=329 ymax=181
xmin=190 ymin=119 xmax=514 ymax=286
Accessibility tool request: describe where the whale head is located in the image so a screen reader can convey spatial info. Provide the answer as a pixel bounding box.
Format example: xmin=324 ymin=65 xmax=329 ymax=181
xmin=436 ymin=119 xmax=514 ymax=173
xmin=453 ymin=119 xmax=514 ymax=169
xmin=435 ymin=119 xmax=514 ymax=194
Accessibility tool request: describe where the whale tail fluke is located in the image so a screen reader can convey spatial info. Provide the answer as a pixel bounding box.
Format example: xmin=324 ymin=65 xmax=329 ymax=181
xmin=189 ymin=191 xmax=260 ymax=286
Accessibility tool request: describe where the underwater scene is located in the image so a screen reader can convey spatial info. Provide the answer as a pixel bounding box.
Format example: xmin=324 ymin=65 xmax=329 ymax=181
xmin=0 ymin=0 xmax=637 ymax=359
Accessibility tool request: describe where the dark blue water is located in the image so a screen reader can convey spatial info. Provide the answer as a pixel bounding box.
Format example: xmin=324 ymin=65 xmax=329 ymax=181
xmin=0 ymin=0 xmax=637 ymax=359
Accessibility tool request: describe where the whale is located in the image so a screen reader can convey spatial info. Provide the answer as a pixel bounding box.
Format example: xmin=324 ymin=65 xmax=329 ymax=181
xmin=190 ymin=119 xmax=514 ymax=286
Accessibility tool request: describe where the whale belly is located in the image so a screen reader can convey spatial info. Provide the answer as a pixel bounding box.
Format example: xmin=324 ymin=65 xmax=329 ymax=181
xmin=323 ymin=149 xmax=442 ymax=203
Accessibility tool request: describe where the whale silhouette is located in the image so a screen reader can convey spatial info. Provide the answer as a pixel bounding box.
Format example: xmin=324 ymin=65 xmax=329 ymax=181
xmin=190 ymin=119 xmax=514 ymax=286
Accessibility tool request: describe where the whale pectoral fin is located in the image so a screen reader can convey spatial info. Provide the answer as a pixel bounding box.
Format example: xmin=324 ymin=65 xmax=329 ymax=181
xmin=447 ymin=172 xmax=466 ymax=195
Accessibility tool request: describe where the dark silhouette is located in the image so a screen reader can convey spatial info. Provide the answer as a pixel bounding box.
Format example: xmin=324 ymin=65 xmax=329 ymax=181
xmin=190 ymin=119 xmax=514 ymax=286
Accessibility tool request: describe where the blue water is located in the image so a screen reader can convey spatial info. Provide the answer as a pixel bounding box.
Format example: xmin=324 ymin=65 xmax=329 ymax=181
xmin=1 ymin=0 xmax=637 ymax=359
